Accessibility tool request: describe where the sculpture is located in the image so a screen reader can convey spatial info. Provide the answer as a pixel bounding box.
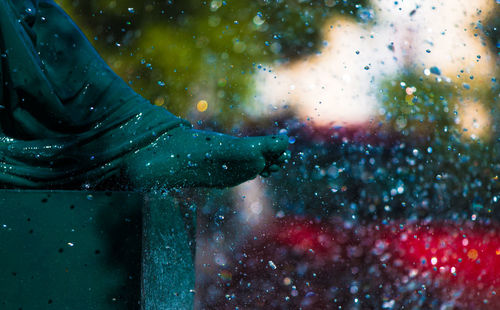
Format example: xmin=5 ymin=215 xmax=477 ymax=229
xmin=0 ymin=0 xmax=288 ymax=189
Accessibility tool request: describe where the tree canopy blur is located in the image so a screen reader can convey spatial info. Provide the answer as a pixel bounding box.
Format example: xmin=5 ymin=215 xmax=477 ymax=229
xmin=57 ymin=0 xmax=368 ymax=127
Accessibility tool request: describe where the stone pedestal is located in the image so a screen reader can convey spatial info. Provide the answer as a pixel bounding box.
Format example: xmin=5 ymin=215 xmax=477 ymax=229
xmin=0 ymin=191 xmax=194 ymax=310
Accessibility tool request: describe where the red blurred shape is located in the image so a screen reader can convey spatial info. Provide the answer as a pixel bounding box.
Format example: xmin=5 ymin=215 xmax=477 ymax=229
xmin=271 ymin=217 xmax=500 ymax=297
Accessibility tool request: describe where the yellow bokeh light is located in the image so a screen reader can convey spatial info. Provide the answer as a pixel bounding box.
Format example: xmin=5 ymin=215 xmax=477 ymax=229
xmin=467 ymin=249 xmax=478 ymax=260
xmin=197 ymin=100 xmax=208 ymax=112
xmin=154 ymin=97 xmax=165 ymax=106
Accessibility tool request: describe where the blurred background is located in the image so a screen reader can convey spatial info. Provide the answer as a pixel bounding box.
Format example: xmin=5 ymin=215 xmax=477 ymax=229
xmin=58 ymin=0 xmax=499 ymax=308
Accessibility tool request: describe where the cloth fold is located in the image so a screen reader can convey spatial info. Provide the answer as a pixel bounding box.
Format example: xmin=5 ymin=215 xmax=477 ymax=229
xmin=0 ymin=0 xmax=188 ymax=188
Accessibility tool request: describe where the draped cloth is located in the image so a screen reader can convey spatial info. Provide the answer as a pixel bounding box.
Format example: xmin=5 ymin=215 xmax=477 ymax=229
xmin=0 ymin=0 xmax=188 ymax=188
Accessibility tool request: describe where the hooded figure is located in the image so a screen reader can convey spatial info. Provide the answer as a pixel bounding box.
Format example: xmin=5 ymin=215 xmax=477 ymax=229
xmin=0 ymin=0 xmax=189 ymax=188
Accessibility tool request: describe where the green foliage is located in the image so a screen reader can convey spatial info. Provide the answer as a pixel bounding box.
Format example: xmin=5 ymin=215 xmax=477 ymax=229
xmin=379 ymin=73 xmax=457 ymax=139
xmin=57 ymin=0 xmax=367 ymax=127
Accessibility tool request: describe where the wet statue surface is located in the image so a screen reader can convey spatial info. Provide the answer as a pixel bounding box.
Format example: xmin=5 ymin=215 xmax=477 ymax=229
xmin=0 ymin=0 xmax=288 ymax=190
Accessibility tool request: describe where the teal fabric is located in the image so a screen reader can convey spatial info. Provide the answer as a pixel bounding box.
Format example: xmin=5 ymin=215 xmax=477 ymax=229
xmin=0 ymin=0 xmax=189 ymax=188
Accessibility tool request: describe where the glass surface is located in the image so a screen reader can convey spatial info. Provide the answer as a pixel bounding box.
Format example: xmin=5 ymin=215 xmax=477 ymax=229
xmin=9 ymin=0 xmax=500 ymax=308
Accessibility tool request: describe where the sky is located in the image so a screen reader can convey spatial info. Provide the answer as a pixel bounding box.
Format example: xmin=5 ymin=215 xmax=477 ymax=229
xmin=254 ymin=0 xmax=496 ymax=128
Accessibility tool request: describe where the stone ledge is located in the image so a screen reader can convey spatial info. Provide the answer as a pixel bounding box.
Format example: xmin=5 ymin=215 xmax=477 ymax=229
xmin=0 ymin=191 xmax=194 ymax=310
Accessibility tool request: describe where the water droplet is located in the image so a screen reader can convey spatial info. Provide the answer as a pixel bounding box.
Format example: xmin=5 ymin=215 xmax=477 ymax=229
xmin=358 ymin=8 xmax=374 ymax=22
xmin=268 ymin=260 xmax=277 ymax=270
xmin=382 ymin=300 xmax=395 ymax=309
xmin=430 ymin=66 xmax=441 ymax=75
